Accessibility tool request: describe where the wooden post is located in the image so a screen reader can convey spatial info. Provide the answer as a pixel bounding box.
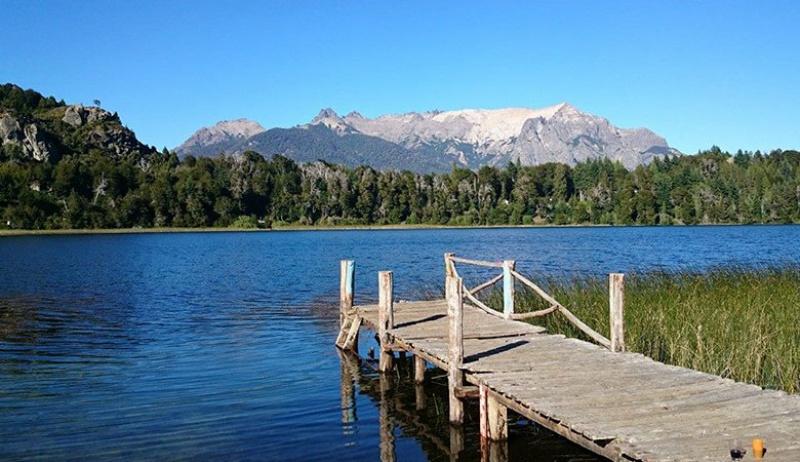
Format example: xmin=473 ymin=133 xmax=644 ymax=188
xmin=378 ymin=271 xmax=394 ymax=372
xmin=415 ymin=383 xmax=426 ymax=411
xmin=339 ymin=260 xmax=354 ymax=326
xmin=444 ymin=252 xmax=455 ymax=280
xmin=502 ymin=260 xmax=515 ymax=319
xmin=609 ymin=273 xmax=625 ymax=352
xmin=414 ymin=356 xmax=426 ymax=383
xmin=480 ymin=383 xmax=508 ymax=441
xmin=447 ymin=275 xmax=464 ymax=424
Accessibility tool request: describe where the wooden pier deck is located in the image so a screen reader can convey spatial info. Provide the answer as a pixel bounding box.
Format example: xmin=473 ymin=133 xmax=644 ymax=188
xmin=336 ymin=255 xmax=799 ymax=461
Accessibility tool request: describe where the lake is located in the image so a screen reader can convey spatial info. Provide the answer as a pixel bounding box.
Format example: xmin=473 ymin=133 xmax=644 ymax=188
xmin=1 ymin=226 xmax=799 ymax=461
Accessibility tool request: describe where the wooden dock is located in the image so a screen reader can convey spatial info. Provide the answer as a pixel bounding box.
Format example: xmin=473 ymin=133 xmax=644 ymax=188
xmin=335 ymin=255 xmax=799 ymax=462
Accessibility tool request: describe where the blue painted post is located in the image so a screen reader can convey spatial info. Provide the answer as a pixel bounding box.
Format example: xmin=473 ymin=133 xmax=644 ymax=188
xmin=502 ymin=260 xmax=515 ymax=319
xmin=340 ymin=260 xmax=355 ymax=327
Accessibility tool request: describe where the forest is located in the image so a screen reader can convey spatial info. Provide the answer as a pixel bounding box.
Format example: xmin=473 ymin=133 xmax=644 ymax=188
xmin=1 ymin=146 xmax=799 ymax=230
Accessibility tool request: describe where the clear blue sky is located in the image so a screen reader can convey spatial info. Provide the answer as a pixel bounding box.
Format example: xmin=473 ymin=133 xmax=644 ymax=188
xmin=2 ymin=0 xmax=798 ymax=153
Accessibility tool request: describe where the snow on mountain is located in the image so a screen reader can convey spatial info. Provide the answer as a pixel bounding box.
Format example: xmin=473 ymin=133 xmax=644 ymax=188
xmin=176 ymin=104 xmax=679 ymax=172
xmin=175 ymin=118 xmax=265 ymax=157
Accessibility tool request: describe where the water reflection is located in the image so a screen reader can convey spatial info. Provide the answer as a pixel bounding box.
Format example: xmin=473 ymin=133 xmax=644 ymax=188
xmin=338 ymin=348 xmax=601 ymax=462
xmin=2 ymin=228 xmax=797 ymax=460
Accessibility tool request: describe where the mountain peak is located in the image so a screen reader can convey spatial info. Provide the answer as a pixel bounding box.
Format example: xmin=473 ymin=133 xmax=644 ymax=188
xmin=312 ymin=108 xmax=340 ymax=123
xmin=176 ymin=103 xmax=677 ymax=170
xmin=175 ymin=118 xmax=265 ymax=156
xmin=209 ymin=118 xmax=265 ymax=136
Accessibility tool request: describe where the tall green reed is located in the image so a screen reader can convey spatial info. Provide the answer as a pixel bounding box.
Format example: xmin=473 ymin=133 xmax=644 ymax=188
xmin=481 ymin=267 xmax=800 ymax=393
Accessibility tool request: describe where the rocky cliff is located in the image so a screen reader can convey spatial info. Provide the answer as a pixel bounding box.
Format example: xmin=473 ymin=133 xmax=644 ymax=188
xmin=0 ymin=84 xmax=156 ymax=163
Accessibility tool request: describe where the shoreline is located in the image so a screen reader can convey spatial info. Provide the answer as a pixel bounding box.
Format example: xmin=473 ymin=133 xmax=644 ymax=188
xmin=0 ymin=222 xmax=794 ymax=237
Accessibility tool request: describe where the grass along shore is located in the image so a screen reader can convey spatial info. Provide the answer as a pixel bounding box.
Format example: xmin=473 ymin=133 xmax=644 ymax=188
xmin=0 ymin=223 xmax=621 ymax=237
xmin=484 ymin=268 xmax=800 ymax=393
xmin=1 ymin=222 xmax=787 ymax=237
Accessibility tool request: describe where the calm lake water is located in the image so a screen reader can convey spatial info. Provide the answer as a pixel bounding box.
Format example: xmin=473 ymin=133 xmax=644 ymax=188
xmin=1 ymin=226 xmax=799 ymax=461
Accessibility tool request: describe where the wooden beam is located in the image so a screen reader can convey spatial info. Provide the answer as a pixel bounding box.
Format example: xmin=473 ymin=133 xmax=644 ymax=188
xmin=450 ymin=256 xmax=504 ymax=268
xmin=557 ymin=304 xmax=612 ymax=350
xmin=510 ymin=304 xmax=559 ymax=320
xmin=378 ymin=271 xmax=394 ymax=373
xmin=342 ymin=315 xmax=361 ymax=351
xmin=414 ymin=355 xmax=426 ymax=384
xmin=447 ymin=275 xmax=464 ymax=424
xmin=415 ymin=383 xmax=426 ymax=411
xmin=609 ymin=273 xmax=625 ymax=352
xmin=468 ymin=273 xmax=504 ymax=296
xmin=455 ymin=385 xmax=480 ymax=399
xmin=480 ymin=383 xmax=508 ymax=441
xmin=502 ymin=260 xmax=515 ymax=319
xmin=464 ymin=289 xmax=504 ymax=319
xmin=510 ymin=269 xmax=612 ymax=349
xmin=339 ymin=260 xmax=354 ymax=326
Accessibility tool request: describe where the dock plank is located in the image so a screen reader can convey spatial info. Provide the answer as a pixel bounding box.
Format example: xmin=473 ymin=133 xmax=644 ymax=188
xmin=356 ymin=299 xmax=800 ymax=461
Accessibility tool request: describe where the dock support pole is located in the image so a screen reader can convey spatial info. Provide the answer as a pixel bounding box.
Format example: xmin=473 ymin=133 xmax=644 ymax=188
xmin=340 ymin=260 xmax=354 ymax=326
xmin=480 ymin=383 xmax=508 ymax=441
xmin=415 ymin=383 xmax=426 ymax=411
xmin=502 ymin=260 xmax=515 ymax=319
xmin=447 ymin=275 xmax=464 ymax=425
xmin=444 ymin=252 xmax=455 ymax=300
xmin=378 ymin=271 xmax=394 ymax=373
xmin=609 ymin=273 xmax=625 ymax=352
xmin=414 ymin=356 xmax=426 ymax=383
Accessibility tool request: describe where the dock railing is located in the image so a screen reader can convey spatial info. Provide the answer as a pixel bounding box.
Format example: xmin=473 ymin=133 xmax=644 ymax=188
xmin=444 ymin=253 xmax=625 ymax=352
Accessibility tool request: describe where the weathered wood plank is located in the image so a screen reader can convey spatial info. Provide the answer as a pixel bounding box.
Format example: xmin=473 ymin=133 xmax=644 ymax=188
xmin=608 ymin=273 xmax=624 ymax=352
xmin=352 ymin=298 xmax=800 ymax=462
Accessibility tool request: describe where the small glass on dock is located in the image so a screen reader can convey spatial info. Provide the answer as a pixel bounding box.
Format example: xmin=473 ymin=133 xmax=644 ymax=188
xmin=730 ymin=439 xmax=746 ymax=460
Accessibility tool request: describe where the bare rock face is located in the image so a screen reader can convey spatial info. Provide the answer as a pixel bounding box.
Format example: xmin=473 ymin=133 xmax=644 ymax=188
xmin=334 ymin=103 xmax=678 ymax=169
xmin=0 ymin=113 xmax=22 ymax=143
xmin=62 ymin=104 xmax=115 ymax=128
xmin=22 ymin=124 xmax=51 ymax=161
xmin=510 ymin=104 xmax=674 ymax=169
xmin=175 ymin=118 xmax=265 ymax=157
xmin=1 ymin=84 xmax=156 ymax=164
xmin=62 ymin=105 xmax=85 ymax=127
xmin=0 ymin=113 xmax=54 ymax=161
xmin=176 ymin=103 xmax=679 ymax=172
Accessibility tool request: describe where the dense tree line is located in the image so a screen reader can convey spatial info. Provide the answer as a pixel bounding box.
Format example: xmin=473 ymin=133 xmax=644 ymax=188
xmin=1 ymin=146 xmax=799 ymax=230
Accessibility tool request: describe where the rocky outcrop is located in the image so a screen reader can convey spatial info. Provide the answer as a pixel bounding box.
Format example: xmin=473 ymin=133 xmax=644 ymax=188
xmin=62 ymin=104 xmax=116 ymax=128
xmin=0 ymin=113 xmax=21 ymax=143
xmin=1 ymin=98 xmax=155 ymax=163
xmin=0 ymin=112 xmax=55 ymax=161
xmin=22 ymin=124 xmax=51 ymax=161
xmin=62 ymin=105 xmax=84 ymax=127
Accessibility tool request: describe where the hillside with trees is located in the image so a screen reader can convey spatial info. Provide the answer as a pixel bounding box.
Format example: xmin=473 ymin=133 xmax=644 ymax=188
xmin=2 ymin=145 xmax=799 ymax=229
xmin=1 ymin=84 xmax=799 ymax=230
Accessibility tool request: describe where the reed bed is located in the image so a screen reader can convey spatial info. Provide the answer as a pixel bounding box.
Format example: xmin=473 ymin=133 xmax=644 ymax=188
xmin=483 ymin=267 xmax=800 ymax=393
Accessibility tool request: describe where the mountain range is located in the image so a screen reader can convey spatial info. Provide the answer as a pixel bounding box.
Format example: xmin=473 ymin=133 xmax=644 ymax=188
xmin=176 ymin=103 xmax=679 ymax=172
